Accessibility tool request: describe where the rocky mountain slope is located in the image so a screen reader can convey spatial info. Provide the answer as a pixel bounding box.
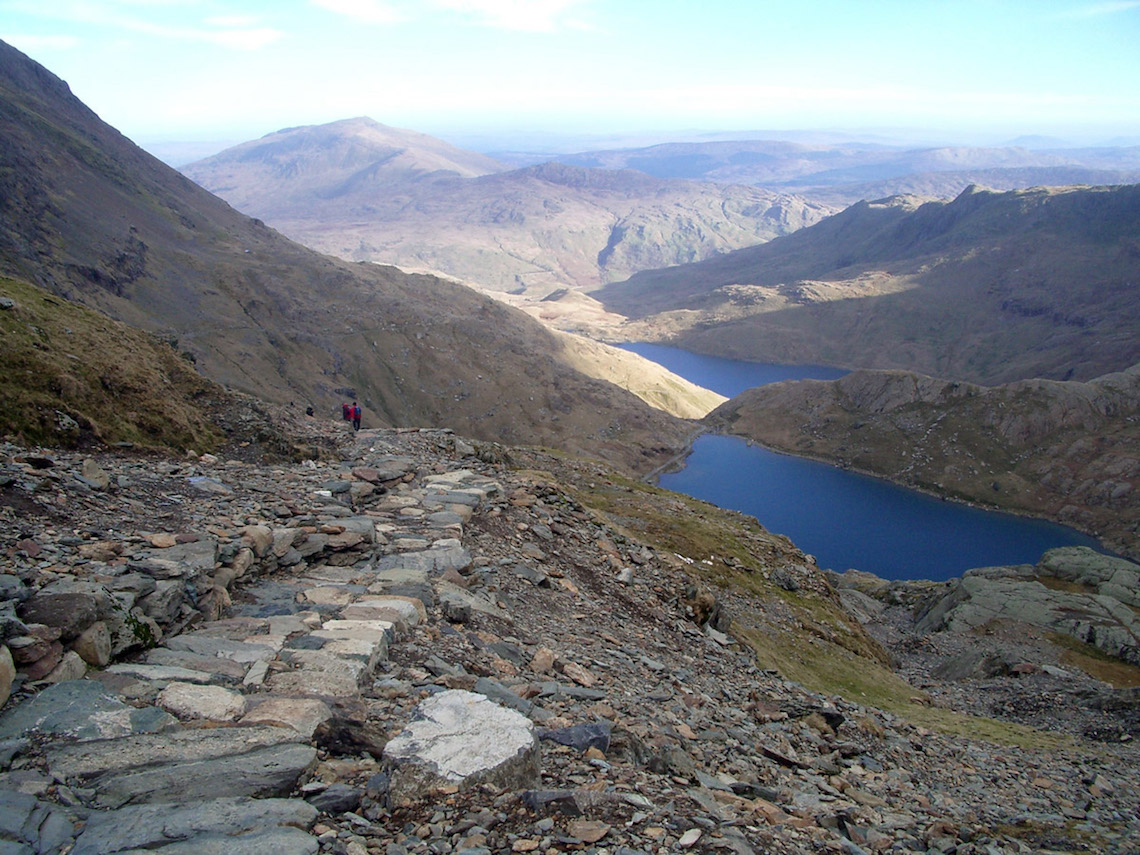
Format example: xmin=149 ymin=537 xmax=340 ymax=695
xmin=705 ymin=366 xmax=1140 ymax=560
xmin=600 ymin=183 xmax=1140 ymax=385
xmin=182 ymin=121 xmax=835 ymax=300
xmin=0 ymin=39 xmax=699 ymax=473
xmin=2 ymin=420 xmax=1139 ymax=854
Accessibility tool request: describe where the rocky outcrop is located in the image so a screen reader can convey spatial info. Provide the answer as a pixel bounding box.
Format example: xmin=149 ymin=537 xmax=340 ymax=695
xmin=914 ymin=547 xmax=1140 ymax=664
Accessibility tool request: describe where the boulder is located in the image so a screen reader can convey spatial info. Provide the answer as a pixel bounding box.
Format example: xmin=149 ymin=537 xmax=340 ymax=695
xmin=240 ymin=526 xmax=274 ymax=558
xmin=45 ymin=651 xmax=88 ymax=682
xmin=383 ymin=689 xmax=539 ymax=804
xmin=18 ymin=590 xmax=99 ymax=641
xmin=80 ymin=458 xmax=111 ymax=490
xmin=0 ymin=644 xmax=14 ymax=708
xmin=72 ymin=620 xmax=112 ymax=667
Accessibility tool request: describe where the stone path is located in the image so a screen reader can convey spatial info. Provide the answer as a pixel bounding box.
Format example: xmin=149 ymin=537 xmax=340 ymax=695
xmin=1 ymin=427 xmax=1139 ymax=854
xmin=0 ymin=429 xmax=506 ymax=853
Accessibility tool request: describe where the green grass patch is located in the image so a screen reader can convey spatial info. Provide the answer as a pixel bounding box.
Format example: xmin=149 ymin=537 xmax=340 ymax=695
xmin=0 ymin=276 xmax=223 ymax=451
xmin=1049 ymin=632 xmax=1140 ymax=688
xmin=1036 ymin=576 xmax=1097 ymax=596
xmin=738 ymin=624 xmax=1072 ymax=750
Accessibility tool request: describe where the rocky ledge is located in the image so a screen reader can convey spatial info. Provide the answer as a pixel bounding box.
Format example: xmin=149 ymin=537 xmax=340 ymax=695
xmin=1 ymin=426 xmax=1139 ymax=854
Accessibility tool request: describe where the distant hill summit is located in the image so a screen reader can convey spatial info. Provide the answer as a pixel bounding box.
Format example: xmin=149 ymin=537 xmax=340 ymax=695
xmin=183 ymin=116 xmax=508 ymax=214
xmin=0 ymin=39 xmax=693 ymax=472
xmin=182 ymin=119 xmax=834 ymax=301
xmin=599 ymin=183 xmax=1140 ymax=385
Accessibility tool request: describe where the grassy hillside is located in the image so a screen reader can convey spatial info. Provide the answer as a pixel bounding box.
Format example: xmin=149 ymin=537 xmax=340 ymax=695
xmin=600 ymin=184 xmax=1140 ymax=385
xmin=0 ymin=40 xmax=693 ymax=474
xmin=705 ymin=366 xmax=1140 ymax=560
xmin=0 ymin=276 xmax=222 ymax=451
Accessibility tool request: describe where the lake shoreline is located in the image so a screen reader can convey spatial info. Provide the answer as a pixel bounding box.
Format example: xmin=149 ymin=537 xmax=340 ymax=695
xmin=658 ymin=431 xmax=1114 ymax=579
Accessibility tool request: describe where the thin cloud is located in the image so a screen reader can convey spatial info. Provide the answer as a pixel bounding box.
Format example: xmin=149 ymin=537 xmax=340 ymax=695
xmin=309 ymin=0 xmax=404 ymax=25
xmin=1055 ymin=0 xmax=1140 ymax=18
xmin=0 ymin=1 xmax=284 ymax=50
xmin=205 ymin=16 xmax=262 ymax=28
xmin=431 ymin=0 xmax=595 ymax=32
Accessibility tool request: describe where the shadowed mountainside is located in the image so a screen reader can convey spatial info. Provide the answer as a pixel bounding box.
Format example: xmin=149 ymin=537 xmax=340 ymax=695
xmin=599 ymin=184 xmax=1140 ymax=385
xmin=182 ymin=121 xmax=835 ymax=298
xmin=705 ymin=366 xmax=1140 ymax=560
xmin=0 ymin=40 xmax=693 ymax=472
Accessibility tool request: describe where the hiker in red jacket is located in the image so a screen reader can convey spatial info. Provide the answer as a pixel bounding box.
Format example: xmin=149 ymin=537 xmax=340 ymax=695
xmin=351 ymin=402 xmax=362 ymax=431
xmin=341 ymin=402 xmax=351 ymax=422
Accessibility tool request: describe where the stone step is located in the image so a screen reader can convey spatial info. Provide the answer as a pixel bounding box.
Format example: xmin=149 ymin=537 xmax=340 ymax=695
xmin=46 ymin=725 xmax=317 ymax=809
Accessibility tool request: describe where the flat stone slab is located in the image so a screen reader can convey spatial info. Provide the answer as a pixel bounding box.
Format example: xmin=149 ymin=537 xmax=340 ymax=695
xmin=142 ymin=648 xmax=250 ymax=681
xmin=342 ymin=595 xmax=426 ymax=628
xmin=164 ymin=636 xmax=279 ymax=663
xmin=46 ymin=724 xmax=303 ymax=781
xmin=437 ymin=583 xmax=511 ymax=621
xmin=157 ymin=682 xmax=247 ymax=721
xmin=106 ymin=663 xmax=219 ymax=684
xmin=264 ymin=670 xmax=362 ymax=698
xmin=317 ymin=619 xmax=395 ymax=641
xmin=267 ymin=650 xmax=370 ymax=697
xmin=367 ymin=456 xmax=418 ymax=482
xmin=383 ymin=689 xmax=539 ymax=803
xmin=377 ymin=541 xmax=471 ymax=575
xmin=71 ymin=796 xmax=318 ymax=855
xmin=47 ymin=726 xmax=316 ymax=809
xmin=241 ymin=698 xmax=332 ymax=738
xmin=300 ymin=586 xmax=357 ymax=605
xmin=0 ymin=680 xmax=176 ymax=743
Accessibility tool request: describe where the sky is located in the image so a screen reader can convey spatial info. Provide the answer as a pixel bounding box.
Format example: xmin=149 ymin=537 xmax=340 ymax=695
xmin=3 ymin=0 xmax=1140 ymax=161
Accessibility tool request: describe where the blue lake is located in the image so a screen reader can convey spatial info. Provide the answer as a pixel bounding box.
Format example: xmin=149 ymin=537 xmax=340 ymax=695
xmin=619 ymin=342 xmax=848 ymax=398
xmin=628 ymin=344 xmax=1106 ymax=580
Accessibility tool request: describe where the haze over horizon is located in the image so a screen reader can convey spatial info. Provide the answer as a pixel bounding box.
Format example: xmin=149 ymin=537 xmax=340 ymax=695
xmin=3 ymin=0 xmax=1139 ymax=164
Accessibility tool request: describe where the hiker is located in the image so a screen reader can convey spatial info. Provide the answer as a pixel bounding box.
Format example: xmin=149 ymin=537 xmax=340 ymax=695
xmin=341 ymin=402 xmax=351 ymax=421
xmin=351 ymin=401 xmax=362 ymax=431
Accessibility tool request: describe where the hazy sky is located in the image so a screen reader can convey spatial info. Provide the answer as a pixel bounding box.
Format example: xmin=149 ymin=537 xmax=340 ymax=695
xmin=3 ymin=0 xmax=1140 ymax=156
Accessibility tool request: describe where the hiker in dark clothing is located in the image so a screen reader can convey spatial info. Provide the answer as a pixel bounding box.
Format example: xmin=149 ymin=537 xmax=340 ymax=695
xmin=342 ymin=402 xmax=351 ymax=421
xmin=351 ymin=402 xmax=362 ymax=431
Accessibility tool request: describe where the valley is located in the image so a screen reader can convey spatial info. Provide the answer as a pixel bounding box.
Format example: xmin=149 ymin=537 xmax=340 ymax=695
xmin=182 ymin=120 xmax=835 ymax=306
xmin=3 ymin=32 xmax=1140 ymax=855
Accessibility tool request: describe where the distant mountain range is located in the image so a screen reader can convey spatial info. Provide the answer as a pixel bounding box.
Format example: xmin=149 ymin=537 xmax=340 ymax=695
xmin=554 ymin=140 xmax=1140 ymax=205
xmin=599 ymin=184 xmax=1140 ymax=385
xmin=181 ymin=119 xmax=835 ymax=300
xmin=0 ymin=40 xmax=698 ymax=471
